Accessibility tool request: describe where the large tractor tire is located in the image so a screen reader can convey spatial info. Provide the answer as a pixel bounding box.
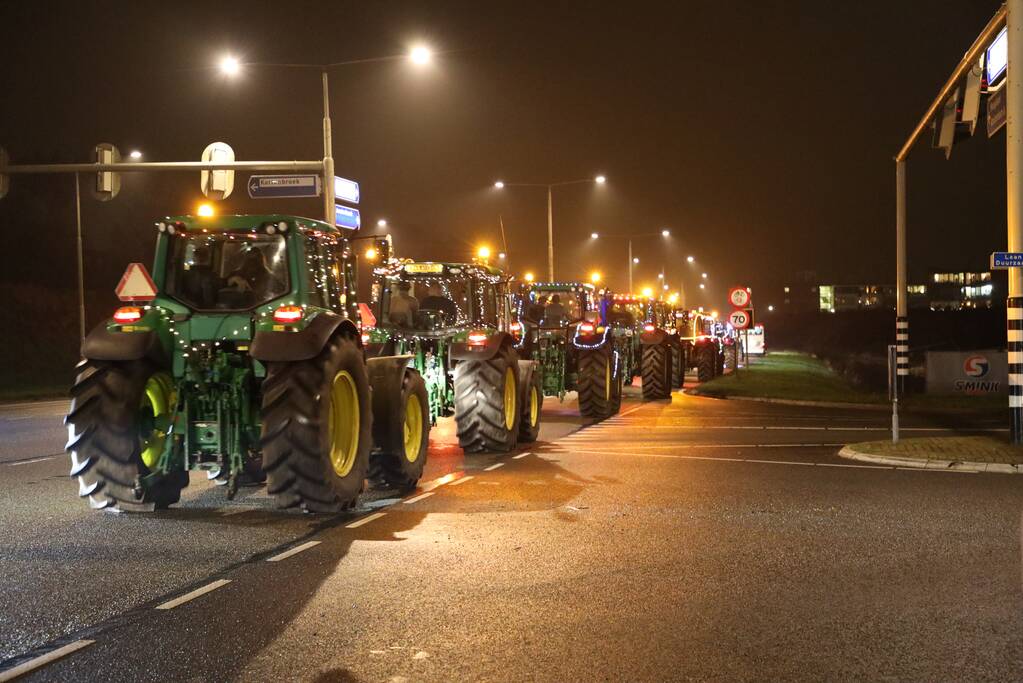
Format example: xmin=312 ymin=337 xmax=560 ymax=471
xmin=260 ymin=334 xmax=372 ymax=513
xmin=641 ymin=344 xmax=672 ymax=400
xmin=696 ymin=345 xmax=716 ymax=383
xmin=518 ymin=365 xmax=543 ymax=443
xmin=671 ymin=346 xmax=684 ymax=389
xmin=578 ymin=347 xmax=615 ymax=419
xmin=369 ymin=369 xmax=430 ymax=492
xmin=608 ymin=350 xmax=624 ymax=415
xmin=454 ymin=345 xmax=521 ymax=453
xmin=66 ymin=359 xmax=188 ymax=512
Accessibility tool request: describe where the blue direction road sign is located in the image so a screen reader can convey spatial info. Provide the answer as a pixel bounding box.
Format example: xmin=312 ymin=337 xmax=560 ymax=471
xmin=990 ymin=252 xmax=1023 ymax=269
xmin=247 ymin=174 xmax=321 ymax=199
xmin=335 ymin=204 xmax=361 ymax=230
xmin=334 ymin=176 xmax=360 ymax=204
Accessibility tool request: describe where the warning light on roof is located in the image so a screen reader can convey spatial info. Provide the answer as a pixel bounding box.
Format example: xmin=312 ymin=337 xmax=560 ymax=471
xmin=524 ymin=272 xmax=535 ymax=282
xmin=197 ymin=203 xmax=215 ymax=217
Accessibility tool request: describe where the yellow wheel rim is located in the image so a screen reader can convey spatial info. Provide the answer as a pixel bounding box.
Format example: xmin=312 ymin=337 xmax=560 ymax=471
xmin=604 ymin=359 xmax=611 ymax=402
xmin=328 ymin=371 xmax=360 ymax=477
xmin=503 ymin=367 xmax=517 ymax=431
xmin=139 ymin=373 xmax=174 ymax=469
xmin=404 ymin=393 xmax=423 ymax=463
xmin=529 ymin=385 xmax=539 ymax=427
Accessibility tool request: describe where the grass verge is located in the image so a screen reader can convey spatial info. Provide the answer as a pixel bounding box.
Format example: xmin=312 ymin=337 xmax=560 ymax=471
xmin=846 ymin=436 xmax=1023 ymax=465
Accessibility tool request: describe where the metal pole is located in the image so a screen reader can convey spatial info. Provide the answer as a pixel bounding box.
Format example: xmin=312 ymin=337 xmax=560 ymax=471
xmin=1008 ymin=0 xmax=1023 ymax=443
xmin=546 ymin=185 xmax=554 ymax=281
xmin=322 ymin=71 xmax=335 ymax=225
xmin=628 ymin=239 xmax=633 ymax=292
xmin=74 ymin=173 xmax=85 ymax=343
xmin=895 ymin=160 xmax=909 ymax=392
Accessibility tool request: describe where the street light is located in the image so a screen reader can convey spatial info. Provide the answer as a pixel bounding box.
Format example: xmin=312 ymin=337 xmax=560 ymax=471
xmin=493 ymin=174 xmax=607 ymax=280
xmin=590 ymin=232 xmax=599 ymax=239
xmin=524 ymin=272 xmax=535 ymax=282
xmin=498 ymin=252 xmax=506 ymax=260
xmin=687 ymin=255 xmax=695 ymax=263
xmin=216 ymin=50 xmax=432 ymax=223
xmin=477 ymin=245 xmax=491 ymax=260
xmin=365 ymin=247 xmax=378 ymax=261
xmin=129 ymin=150 xmax=143 ymax=160
xmin=768 ymin=304 xmax=775 ymax=312
xmin=661 ymin=229 xmax=670 ymax=237
xmin=701 ymin=272 xmax=708 ymax=279
xmin=219 ymin=55 xmax=241 ymax=76
xmin=590 ymin=271 xmax=602 ymax=283
xmin=632 ymin=257 xmax=640 ymax=264
xmin=641 ymin=287 xmax=654 ymax=298
xmin=409 ymin=45 xmax=432 ymax=66
xmin=377 ymin=218 xmax=387 ymax=228
xmin=699 ymin=283 xmax=706 ymax=290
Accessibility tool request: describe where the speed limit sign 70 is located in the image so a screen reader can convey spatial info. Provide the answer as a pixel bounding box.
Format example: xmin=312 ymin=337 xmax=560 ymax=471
xmin=728 ymin=287 xmax=751 ymax=308
xmin=729 ymin=309 xmax=751 ymax=330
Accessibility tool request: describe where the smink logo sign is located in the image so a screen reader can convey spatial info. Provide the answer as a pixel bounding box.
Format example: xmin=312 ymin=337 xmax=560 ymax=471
xmin=963 ymin=355 xmax=989 ymax=378
xmin=955 ymin=354 xmax=998 ymax=393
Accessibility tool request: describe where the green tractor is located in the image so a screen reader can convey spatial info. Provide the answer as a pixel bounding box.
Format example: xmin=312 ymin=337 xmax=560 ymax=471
xmin=515 ymin=281 xmax=624 ymax=419
xmin=65 ymin=214 xmax=430 ymax=513
xmin=677 ymin=309 xmax=726 ymax=383
xmin=638 ymin=299 xmax=685 ymax=399
xmin=364 ymin=258 xmax=542 ymax=452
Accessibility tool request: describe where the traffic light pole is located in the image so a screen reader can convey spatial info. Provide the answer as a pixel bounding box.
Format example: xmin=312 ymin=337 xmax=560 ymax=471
xmin=322 ymin=71 xmax=335 ymax=226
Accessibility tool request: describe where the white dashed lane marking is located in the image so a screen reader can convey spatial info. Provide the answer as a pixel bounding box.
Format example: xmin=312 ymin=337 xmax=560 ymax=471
xmin=0 ymin=640 xmax=95 ymax=682
xmin=512 ymin=452 xmax=531 ymax=460
xmin=267 ymin=541 xmax=321 ymax=562
xmin=403 ymin=491 xmax=435 ymax=504
xmin=346 ymin=512 xmax=387 ymax=529
xmin=155 ymin=579 xmax=232 ymax=610
xmin=484 ymin=463 xmax=504 ymax=471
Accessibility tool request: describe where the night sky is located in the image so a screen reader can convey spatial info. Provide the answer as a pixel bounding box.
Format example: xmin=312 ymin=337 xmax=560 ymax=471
xmin=0 ymin=0 xmax=1008 ymax=312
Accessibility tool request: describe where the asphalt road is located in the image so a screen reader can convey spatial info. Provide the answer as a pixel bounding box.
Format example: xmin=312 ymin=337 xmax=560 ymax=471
xmin=1 ymin=383 xmax=1020 ymax=681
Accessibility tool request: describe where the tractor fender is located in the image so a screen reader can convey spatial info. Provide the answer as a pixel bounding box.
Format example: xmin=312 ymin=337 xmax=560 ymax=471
xmin=81 ymin=322 xmax=167 ymax=364
xmin=367 ymin=355 xmax=415 ymax=448
xmin=571 ymin=326 xmax=612 ymax=351
xmin=450 ymin=332 xmax=514 ymax=362
xmin=250 ymin=312 xmax=358 ymax=362
xmin=640 ymin=328 xmax=670 ymax=346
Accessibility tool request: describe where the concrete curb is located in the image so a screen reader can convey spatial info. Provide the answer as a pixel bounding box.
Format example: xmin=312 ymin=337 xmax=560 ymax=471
xmin=838 ymin=445 xmax=1023 ymax=474
xmin=685 ymin=391 xmax=886 ymax=411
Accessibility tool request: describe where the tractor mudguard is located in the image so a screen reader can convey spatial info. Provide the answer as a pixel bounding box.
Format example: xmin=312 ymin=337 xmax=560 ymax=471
xmin=81 ymin=323 xmax=166 ymax=363
xmin=250 ymin=312 xmax=357 ymax=362
xmin=640 ymin=329 xmax=669 ymax=346
xmin=450 ymin=332 xmax=514 ymax=362
xmin=572 ymin=327 xmax=611 ymax=351
xmin=367 ymin=355 xmax=415 ymax=447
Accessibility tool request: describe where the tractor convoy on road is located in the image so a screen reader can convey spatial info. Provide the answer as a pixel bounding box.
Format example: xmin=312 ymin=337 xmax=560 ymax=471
xmin=64 ymin=212 xmax=739 ymax=514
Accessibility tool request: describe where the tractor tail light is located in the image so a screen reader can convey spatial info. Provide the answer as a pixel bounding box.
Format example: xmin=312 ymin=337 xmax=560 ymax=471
xmin=273 ymin=305 xmax=303 ymax=324
xmin=113 ymin=307 xmax=142 ymax=324
xmin=467 ymin=331 xmax=488 ymax=347
xmin=643 ymin=323 xmax=656 ymax=332
xmin=578 ymin=322 xmax=595 ymax=334
xmin=361 ymin=333 xmax=370 ymax=345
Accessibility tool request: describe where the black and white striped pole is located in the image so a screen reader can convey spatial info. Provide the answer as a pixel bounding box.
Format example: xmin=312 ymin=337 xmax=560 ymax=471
xmin=895 ymin=160 xmax=909 ymax=392
xmin=1008 ymin=0 xmax=1023 ymax=443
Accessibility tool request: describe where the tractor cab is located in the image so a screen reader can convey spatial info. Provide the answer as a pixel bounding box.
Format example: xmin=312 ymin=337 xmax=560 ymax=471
xmin=519 ymin=281 xmax=596 ymax=330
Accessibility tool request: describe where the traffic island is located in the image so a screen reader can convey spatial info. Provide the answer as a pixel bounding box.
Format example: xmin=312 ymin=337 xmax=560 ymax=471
xmin=689 ymin=351 xmax=884 ymax=407
xmin=839 ymin=436 xmax=1023 ymax=473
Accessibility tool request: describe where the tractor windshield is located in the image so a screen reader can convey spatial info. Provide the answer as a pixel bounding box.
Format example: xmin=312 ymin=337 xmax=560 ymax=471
xmin=387 ymin=274 xmax=472 ymax=327
xmin=525 ymin=289 xmax=584 ymax=326
xmin=165 ymin=232 xmax=289 ymax=311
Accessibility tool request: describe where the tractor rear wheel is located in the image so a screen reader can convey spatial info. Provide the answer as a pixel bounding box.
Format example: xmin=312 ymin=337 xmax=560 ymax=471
xmin=66 ymin=359 xmax=188 ymax=511
xmin=697 ymin=345 xmax=715 ymax=383
xmin=369 ymin=369 xmax=430 ymax=492
xmin=454 ymin=345 xmax=521 ymax=453
xmin=518 ymin=365 xmax=543 ymax=443
xmin=671 ymin=346 xmax=684 ymax=389
xmin=260 ymin=334 xmax=372 ymax=513
xmin=641 ymin=344 xmax=672 ymax=400
xmin=578 ymin=347 xmax=614 ymax=418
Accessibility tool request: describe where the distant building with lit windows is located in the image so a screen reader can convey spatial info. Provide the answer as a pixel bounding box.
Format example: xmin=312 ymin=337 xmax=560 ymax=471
xmin=810 ymin=272 xmax=993 ymax=313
